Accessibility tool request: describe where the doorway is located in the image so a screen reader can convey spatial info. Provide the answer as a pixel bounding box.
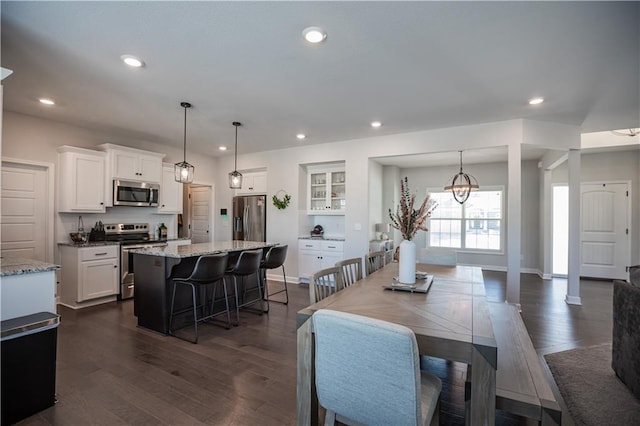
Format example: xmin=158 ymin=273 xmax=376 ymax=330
xmin=552 ymin=182 xmax=631 ymax=280
xmin=185 ymin=184 xmax=212 ymax=243
xmin=1 ymin=159 xmax=54 ymax=262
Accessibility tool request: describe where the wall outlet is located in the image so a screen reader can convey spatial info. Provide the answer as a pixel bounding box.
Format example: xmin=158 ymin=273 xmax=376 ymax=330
xmin=354 ymin=223 xmax=362 ymax=231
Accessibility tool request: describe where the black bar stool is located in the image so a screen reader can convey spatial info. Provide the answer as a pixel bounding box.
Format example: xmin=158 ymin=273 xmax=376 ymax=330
xmin=260 ymin=245 xmax=289 ymax=313
xmin=168 ymin=253 xmax=230 ymax=343
xmin=226 ymin=249 xmax=264 ymax=326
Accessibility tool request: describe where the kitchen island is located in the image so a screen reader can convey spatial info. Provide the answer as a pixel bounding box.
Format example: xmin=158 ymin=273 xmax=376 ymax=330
xmin=130 ymin=241 xmax=277 ymax=334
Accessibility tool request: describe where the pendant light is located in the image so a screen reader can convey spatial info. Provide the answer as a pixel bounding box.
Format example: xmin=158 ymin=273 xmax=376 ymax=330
xmin=228 ymin=121 xmax=243 ymax=189
xmin=174 ymin=102 xmax=194 ymax=183
xmin=444 ymin=151 xmax=479 ymax=204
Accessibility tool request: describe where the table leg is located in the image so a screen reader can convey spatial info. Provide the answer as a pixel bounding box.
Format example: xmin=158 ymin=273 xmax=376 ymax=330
xmin=297 ymin=317 xmax=318 ymax=426
xmin=470 ymin=345 xmax=496 ymax=425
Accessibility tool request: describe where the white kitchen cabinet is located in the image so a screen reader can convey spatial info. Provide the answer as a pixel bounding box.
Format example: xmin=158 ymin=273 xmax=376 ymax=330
xmin=236 ymin=171 xmax=267 ymax=195
xmin=306 ymin=166 xmax=345 ymax=215
xmin=57 ymin=146 xmax=107 ymax=213
xmin=99 ymin=143 xmax=164 ymax=184
xmin=298 ymin=239 xmax=344 ymax=282
xmin=58 ymin=244 xmax=119 ymax=308
xmin=157 ymin=163 xmax=183 ymax=213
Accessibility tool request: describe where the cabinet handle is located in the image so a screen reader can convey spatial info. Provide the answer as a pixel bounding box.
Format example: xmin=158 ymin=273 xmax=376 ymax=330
xmin=100 ymin=202 xmax=104 ymax=205
xmin=305 ymin=245 xmax=313 ymax=248
xmin=327 ymin=246 xmax=336 ymax=249
xmin=94 ymin=252 xmax=108 ymax=256
xmin=114 ymin=265 xmax=118 ymax=268
xmin=249 ymin=187 xmax=254 ymax=190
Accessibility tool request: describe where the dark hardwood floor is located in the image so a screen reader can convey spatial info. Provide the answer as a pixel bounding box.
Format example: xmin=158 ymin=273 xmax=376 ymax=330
xmin=17 ymin=272 xmax=613 ymax=425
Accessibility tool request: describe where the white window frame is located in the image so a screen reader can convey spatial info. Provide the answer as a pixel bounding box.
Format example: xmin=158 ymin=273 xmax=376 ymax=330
xmin=427 ymin=186 xmax=505 ymax=254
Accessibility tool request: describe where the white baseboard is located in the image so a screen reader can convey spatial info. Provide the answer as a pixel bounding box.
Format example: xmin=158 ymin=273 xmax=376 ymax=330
xmin=565 ymin=295 xmax=582 ymax=305
xmin=266 ymin=273 xmax=301 ymax=284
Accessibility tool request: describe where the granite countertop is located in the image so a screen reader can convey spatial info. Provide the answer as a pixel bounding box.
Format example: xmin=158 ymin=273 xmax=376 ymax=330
xmin=57 ymin=241 xmax=121 ymax=247
xmin=1 ymin=258 xmax=61 ymax=277
xmin=298 ymin=236 xmax=345 ymax=241
xmin=129 ymin=240 xmax=277 ymax=259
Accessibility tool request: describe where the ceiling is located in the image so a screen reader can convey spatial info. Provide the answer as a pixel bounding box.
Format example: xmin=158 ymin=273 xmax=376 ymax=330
xmin=1 ymin=1 xmax=639 ymax=161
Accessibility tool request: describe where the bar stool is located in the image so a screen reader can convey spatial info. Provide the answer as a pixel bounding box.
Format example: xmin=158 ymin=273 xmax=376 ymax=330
xmin=260 ymin=245 xmax=288 ymax=313
xmin=168 ymin=253 xmax=230 ymax=343
xmin=226 ymin=249 xmax=264 ymax=326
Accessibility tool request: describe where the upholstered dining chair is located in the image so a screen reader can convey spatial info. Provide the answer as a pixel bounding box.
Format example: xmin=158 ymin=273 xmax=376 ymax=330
xmin=335 ymin=257 xmax=363 ymax=288
xmin=366 ymin=250 xmax=386 ymax=275
xmin=312 ymin=309 xmax=441 ymax=426
xmin=309 ymin=267 xmax=343 ymax=304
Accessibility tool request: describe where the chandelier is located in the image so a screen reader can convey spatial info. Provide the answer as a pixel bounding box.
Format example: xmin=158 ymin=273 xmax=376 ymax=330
xmin=444 ymin=151 xmax=479 ymax=204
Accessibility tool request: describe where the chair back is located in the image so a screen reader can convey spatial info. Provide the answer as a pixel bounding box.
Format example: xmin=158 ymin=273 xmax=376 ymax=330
xmin=187 ymin=253 xmax=229 ymax=283
xmin=366 ymin=250 xmax=386 ymax=275
xmin=229 ymin=249 xmax=263 ymax=276
xmin=312 ymin=309 xmax=423 ymax=425
xmin=261 ymin=245 xmax=288 ymax=270
xmin=335 ymin=257 xmax=363 ymax=288
xmin=310 ymin=267 xmax=343 ymax=304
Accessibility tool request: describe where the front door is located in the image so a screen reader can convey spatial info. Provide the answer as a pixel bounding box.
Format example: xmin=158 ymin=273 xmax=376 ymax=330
xmin=580 ymin=182 xmax=630 ymax=280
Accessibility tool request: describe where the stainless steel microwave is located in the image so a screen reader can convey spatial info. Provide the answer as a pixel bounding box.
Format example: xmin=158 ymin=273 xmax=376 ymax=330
xmin=113 ymin=180 xmax=159 ymax=207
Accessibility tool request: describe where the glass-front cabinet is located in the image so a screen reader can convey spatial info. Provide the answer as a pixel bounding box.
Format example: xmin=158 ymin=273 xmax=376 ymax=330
xmin=307 ymin=166 xmax=345 ymax=215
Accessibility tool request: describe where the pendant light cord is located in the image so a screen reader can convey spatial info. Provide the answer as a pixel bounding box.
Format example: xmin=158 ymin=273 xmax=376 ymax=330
xmin=183 ymin=105 xmax=187 ymax=162
xmin=459 ymin=151 xmax=463 ymax=173
xmin=234 ymin=125 xmax=238 ymax=170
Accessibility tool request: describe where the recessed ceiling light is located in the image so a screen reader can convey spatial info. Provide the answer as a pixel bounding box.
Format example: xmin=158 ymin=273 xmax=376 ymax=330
xmin=528 ymin=97 xmax=544 ymax=105
xmin=296 ymin=133 xmax=306 ymax=140
xmin=39 ymin=98 xmax=55 ymax=106
xmin=219 ymin=146 xmax=227 ymax=151
xmin=371 ymin=121 xmax=382 ymax=128
xmin=121 ymin=54 xmax=145 ymax=68
xmin=302 ymin=26 xmax=327 ymax=44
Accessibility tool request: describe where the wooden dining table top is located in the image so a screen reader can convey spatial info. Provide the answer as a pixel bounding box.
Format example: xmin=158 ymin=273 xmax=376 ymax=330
xmin=296 ymin=262 xmax=497 ymax=367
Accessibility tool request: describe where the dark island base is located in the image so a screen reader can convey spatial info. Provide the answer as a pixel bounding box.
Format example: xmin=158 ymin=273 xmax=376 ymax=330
xmin=134 ymin=250 xmax=265 ymax=335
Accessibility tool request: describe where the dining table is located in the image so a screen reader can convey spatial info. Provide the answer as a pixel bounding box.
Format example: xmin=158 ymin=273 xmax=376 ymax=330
xmin=296 ymin=262 xmax=497 ymax=425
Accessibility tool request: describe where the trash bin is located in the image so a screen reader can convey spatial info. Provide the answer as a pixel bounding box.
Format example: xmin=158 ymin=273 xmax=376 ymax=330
xmin=1 ymin=312 xmax=60 ymax=425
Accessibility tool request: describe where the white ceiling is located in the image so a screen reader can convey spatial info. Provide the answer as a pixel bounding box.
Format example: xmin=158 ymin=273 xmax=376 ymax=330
xmin=1 ymin=1 xmax=638 ymax=161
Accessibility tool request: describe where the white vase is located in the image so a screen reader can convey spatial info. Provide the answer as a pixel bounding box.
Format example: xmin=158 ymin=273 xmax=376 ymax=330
xmin=398 ymin=239 xmax=416 ymax=284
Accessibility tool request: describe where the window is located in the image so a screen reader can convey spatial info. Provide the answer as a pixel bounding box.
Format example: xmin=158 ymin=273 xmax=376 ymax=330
xmin=428 ymin=188 xmax=503 ymax=251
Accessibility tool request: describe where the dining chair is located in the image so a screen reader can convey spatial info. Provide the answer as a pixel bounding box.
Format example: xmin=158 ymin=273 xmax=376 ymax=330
xmin=312 ymin=309 xmax=441 ymax=426
xmin=309 ymin=267 xmax=343 ymax=304
xmin=366 ymin=250 xmax=386 ymax=275
xmin=168 ymin=253 xmax=230 ymax=343
xmin=335 ymin=257 xmax=363 ymax=288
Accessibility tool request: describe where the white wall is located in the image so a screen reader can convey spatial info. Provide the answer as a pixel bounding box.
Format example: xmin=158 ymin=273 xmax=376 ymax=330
xmin=368 ymin=160 xmax=383 ymax=240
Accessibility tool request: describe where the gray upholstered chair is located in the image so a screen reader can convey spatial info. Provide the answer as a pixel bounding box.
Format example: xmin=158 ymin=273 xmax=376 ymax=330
xmin=309 ymin=267 xmax=343 ymax=304
xmin=366 ymin=250 xmax=386 ymax=275
xmin=335 ymin=257 xmax=363 ymax=288
xmin=312 ymin=309 xmax=441 ymax=426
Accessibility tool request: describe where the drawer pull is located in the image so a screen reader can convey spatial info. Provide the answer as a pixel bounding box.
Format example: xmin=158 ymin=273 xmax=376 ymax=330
xmin=94 ymin=252 xmax=108 ymax=256
xmin=327 ymin=246 xmax=336 ymax=249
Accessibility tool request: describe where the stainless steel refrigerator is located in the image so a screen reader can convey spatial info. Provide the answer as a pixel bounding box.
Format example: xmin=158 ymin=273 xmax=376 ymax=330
xmin=232 ymin=195 xmax=266 ymax=242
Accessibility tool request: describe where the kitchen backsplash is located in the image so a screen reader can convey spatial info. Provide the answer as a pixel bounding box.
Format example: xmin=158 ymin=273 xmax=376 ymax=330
xmin=58 ymin=207 xmax=178 ymax=241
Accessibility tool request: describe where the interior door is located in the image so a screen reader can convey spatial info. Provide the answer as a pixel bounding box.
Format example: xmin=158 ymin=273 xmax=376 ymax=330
xmin=1 ymin=162 xmax=49 ymax=260
xmin=189 ymin=185 xmax=211 ymax=244
xmin=580 ymin=182 xmax=630 ymax=280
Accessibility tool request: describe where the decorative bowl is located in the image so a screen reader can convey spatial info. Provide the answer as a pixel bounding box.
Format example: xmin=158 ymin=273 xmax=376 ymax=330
xmin=69 ymin=232 xmax=89 ymax=243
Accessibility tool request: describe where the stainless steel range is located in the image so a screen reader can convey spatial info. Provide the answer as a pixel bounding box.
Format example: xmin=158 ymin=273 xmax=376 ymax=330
xmin=104 ymin=223 xmax=168 ymax=300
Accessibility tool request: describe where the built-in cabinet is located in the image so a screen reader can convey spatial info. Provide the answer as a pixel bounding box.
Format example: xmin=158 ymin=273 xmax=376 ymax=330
xmin=307 ymin=166 xmax=346 ymax=215
xmin=58 ymin=244 xmax=119 ymax=308
xmin=298 ymin=239 xmax=344 ymax=282
xmin=235 ymin=171 xmax=267 ymax=195
xmin=57 ymin=146 xmax=107 ymax=213
xmin=157 ymin=163 xmax=183 ymax=214
xmin=98 ymin=144 xmax=164 ymax=207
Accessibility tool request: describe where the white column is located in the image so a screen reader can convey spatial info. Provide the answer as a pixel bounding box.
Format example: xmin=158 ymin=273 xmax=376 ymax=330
xmin=541 ymin=169 xmax=553 ymax=279
xmin=566 ymin=149 xmax=582 ymax=305
xmin=506 ymin=143 xmax=521 ymax=304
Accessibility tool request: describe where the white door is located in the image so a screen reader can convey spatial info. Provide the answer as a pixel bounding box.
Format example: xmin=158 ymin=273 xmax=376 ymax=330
xmin=189 ymin=185 xmax=211 ymax=244
xmin=580 ymin=182 xmax=630 ymax=280
xmin=1 ymin=162 xmax=49 ymax=260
